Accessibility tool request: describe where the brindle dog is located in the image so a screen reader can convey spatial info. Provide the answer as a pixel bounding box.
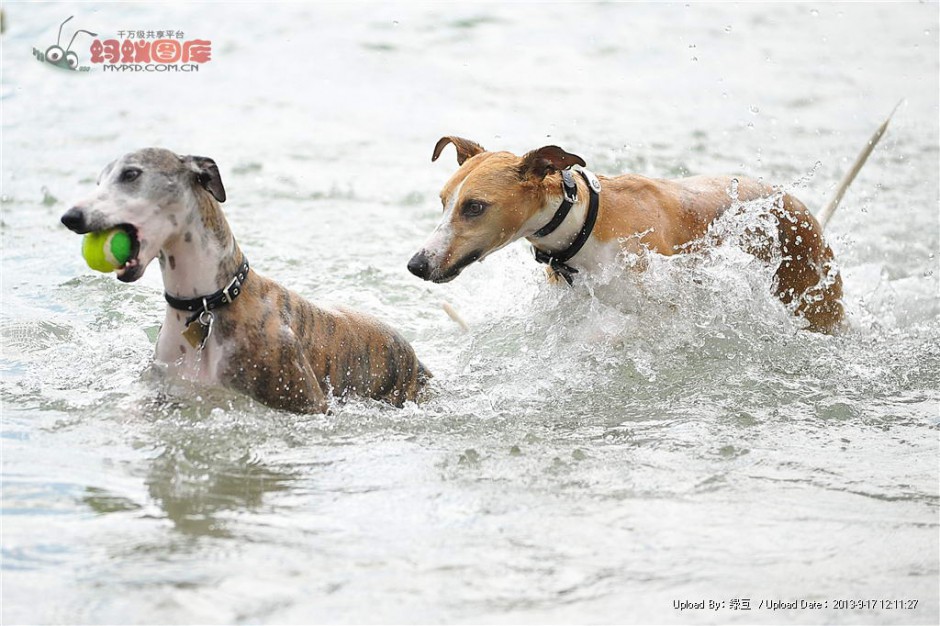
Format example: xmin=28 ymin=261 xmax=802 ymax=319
xmin=62 ymin=148 xmax=429 ymax=413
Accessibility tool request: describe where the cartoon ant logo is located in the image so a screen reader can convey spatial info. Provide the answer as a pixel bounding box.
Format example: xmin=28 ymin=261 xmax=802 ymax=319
xmin=32 ymin=16 xmax=97 ymax=71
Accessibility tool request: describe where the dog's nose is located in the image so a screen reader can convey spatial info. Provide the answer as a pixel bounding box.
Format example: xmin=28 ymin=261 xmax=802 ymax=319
xmin=60 ymin=207 xmax=88 ymax=233
xmin=407 ymin=252 xmax=431 ymax=280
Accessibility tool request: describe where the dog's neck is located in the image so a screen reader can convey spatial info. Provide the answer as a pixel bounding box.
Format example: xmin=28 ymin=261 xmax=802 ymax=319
xmin=523 ymin=174 xmax=590 ymax=254
xmin=160 ymin=192 xmax=243 ymax=299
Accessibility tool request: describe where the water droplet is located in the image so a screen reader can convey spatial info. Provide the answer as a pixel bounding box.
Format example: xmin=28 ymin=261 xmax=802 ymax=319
xmin=925 ymin=29 xmax=931 ymax=36
xmin=810 ymin=9 xmax=819 ymax=16
xmin=691 ymin=56 xmax=698 ymax=62
xmin=724 ymin=25 xmax=732 ymax=33
xmin=749 ymin=105 xmax=760 ymax=115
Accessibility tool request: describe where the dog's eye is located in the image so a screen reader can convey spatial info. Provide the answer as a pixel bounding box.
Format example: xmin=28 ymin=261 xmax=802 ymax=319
xmin=462 ymin=200 xmax=488 ymax=218
xmin=119 ymin=168 xmax=141 ymax=183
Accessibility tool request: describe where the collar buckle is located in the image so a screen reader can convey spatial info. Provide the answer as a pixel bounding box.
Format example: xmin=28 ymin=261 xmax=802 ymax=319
xmin=221 ymin=273 xmax=242 ymax=304
xmin=165 ymin=257 xmax=250 ymax=318
xmin=531 ymin=170 xmax=601 ymax=285
xmin=561 ymin=169 xmax=578 ymax=204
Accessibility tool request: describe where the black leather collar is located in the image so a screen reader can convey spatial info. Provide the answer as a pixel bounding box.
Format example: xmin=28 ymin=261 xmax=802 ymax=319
xmin=164 ymin=257 xmax=250 ymax=325
xmin=532 ymin=169 xmax=601 ymax=285
xmin=532 ymin=170 xmax=579 ymax=238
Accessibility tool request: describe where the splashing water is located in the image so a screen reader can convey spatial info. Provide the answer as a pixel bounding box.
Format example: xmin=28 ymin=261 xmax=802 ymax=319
xmin=2 ymin=2 xmax=937 ymax=624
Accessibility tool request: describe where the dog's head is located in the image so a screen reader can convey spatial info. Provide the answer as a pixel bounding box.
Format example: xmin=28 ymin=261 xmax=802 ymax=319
xmin=407 ymin=136 xmax=585 ymax=283
xmin=61 ymin=148 xmax=226 ymax=282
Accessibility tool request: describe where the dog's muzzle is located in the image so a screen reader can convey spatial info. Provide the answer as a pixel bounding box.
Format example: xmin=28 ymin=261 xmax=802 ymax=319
xmin=407 ymin=249 xmax=481 ymax=283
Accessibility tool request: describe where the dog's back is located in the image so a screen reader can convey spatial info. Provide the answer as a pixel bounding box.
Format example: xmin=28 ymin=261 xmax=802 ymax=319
xmin=602 ymin=173 xmax=843 ymax=331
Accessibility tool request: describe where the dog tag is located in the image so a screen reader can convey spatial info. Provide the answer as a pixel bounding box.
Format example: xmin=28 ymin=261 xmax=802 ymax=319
xmin=582 ymin=169 xmax=602 ymax=193
xmin=182 ymin=311 xmax=214 ymax=350
xmin=182 ymin=321 xmax=207 ymax=349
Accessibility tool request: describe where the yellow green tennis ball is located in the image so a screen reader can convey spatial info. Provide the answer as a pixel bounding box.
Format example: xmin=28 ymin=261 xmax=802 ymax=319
xmin=82 ymin=229 xmax=131 ymax=273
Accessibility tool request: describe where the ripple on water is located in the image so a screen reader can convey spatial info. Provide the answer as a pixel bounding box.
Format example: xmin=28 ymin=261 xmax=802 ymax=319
xmin=1 ymin=2 xmax=937 ymax=623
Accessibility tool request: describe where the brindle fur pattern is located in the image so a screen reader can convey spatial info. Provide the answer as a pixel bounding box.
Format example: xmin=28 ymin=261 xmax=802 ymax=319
xmin=214 ymin=274 xmax=429 ymax=412
xmin=410 ymin=138 xmax=844 ymax=333
xmin=64 ymin=148 xmax=429 ymax=413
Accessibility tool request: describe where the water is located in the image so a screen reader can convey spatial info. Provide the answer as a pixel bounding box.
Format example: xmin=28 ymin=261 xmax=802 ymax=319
xmin=2 ymin=3 xmax=938 ymax=624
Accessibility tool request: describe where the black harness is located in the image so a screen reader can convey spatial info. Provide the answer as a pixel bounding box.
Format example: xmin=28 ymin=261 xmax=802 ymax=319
xmin=164 ymin=257 xmax=250 ymax=326
xmin=531 ymin=169 xmax=601 ymax=285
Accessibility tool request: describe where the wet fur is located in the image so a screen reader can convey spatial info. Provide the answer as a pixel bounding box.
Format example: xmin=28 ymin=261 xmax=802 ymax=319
xmin=66 ymin=148 xmax=429 ymax=413
xmin=189 ymin=192 xmax=429 ymax=412
xmin=214 ymin=271 xmax=429 ymax=412
xmin=413 ymin=141 xmax=844 ymax=333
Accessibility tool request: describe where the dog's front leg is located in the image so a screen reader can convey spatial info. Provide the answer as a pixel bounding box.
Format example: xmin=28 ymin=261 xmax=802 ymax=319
xmin=248 ymin=361 xmax=330 ymax=414
xmin=291 ymin=356 xmax=330 ymax=414
xmin=225 ymin=347 xmax=329 ymax=414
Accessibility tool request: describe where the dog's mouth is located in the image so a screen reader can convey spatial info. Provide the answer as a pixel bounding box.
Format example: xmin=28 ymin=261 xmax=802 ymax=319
xmin=431 ymin=250 xmax=482 ymax=283
xmin=113 ymin=224 xmax=143 ymax=283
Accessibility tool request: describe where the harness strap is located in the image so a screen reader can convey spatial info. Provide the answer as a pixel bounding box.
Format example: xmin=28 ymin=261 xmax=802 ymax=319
xmin=532 ymin=170 xmax=578 ymax=238
xmin=165 ymin=257 xmax=250 ymax=325
xmin=532 ymin=170 xmax=601 ymax=285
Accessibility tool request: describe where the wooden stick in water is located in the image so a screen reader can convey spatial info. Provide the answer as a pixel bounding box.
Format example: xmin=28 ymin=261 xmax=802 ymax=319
xmin=817 ymin=100 xmax=902 ymax=230
xmin=441 ymin=301 xmax=469 ymax=332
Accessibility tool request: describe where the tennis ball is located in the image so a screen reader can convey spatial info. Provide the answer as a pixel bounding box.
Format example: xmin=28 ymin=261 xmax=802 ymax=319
xmin=82 ymin=229 xmax=131 ymax=273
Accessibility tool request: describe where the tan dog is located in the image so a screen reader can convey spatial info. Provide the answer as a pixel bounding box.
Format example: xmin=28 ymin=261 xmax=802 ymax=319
xmin=408 ymin=113 xmax=895 ymax=333
xmin=62 ymin=148 xmax=429 ymax=413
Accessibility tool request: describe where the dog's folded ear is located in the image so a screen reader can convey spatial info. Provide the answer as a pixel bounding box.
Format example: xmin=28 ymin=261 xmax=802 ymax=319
xmin=432 ymin=136 xmax=485 ymax=165
xmin=518 ymin=146 xmax=586 ymax=180
xmin=184 ymin=155 xmax=226 ymax=203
